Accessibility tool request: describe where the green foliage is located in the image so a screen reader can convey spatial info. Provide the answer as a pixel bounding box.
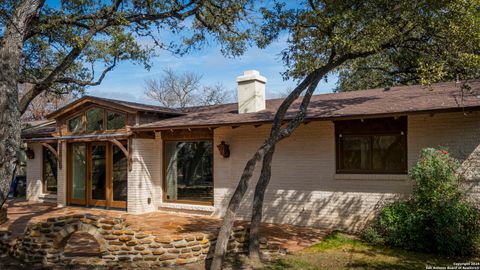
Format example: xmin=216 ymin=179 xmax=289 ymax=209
xmin=363 ymin=148 xmax=480 ymax=256
xmin=1 ymin=0 xmax=255 ymax=101
xmin=334 ymin=0 xmax=480 ymax=91
xmin=256 ymin=1 xmax=480 ymax=88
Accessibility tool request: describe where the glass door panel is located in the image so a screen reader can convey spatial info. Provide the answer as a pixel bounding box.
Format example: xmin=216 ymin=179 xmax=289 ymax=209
xmin=112 ymin=144 xmax=128 ymax=207
xmin=71 ymin=144 xmax=86 ymax=203
xmin=91 ymin=144 xmax=107 ymax=202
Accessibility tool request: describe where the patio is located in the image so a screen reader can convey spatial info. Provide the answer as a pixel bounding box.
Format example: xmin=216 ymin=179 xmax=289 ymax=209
xmin=0 ymin=199 xmax=329 ymax=267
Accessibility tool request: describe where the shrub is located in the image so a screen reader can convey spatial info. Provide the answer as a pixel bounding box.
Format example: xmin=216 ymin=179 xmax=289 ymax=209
xmin=363 ymin=148 xmax=480 ymax=256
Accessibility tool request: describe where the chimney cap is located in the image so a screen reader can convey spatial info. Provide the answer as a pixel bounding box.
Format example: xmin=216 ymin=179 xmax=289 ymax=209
xmin=236 ymin=70 xmax=267 ymax=83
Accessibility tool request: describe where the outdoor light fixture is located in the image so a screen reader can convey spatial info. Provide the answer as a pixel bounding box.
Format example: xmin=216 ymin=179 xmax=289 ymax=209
xmin=217 ymin=141 xmax=230 ymax=158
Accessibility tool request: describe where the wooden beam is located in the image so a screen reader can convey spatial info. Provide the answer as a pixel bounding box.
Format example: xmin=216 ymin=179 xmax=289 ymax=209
xmin=41 ymin=142 xmax=62 ymax=169
xmin=111 ymin=139 xmax=132 ymax=171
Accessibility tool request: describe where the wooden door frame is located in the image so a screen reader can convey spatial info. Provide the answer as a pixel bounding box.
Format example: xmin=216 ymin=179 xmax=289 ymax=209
xmin=67 ymin=141 xmax=127 ymax=209
xmin=110 ymin=141 xmax=127 ymax=209
xmin=88 ymin=142 xmax=108 ymax=207
xmin=67 ymin=143 xmax=87 ymax=206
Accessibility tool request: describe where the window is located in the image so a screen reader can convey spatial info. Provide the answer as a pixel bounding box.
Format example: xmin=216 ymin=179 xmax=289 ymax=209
xmin=164 ymin=140 xmax=213 ymax=204
xmin=86 ymin=108 xmax=104 ymax=132
xmin=335 ymin=116 xmax=407 ymax=174
xmin=67 ymin=114 xmax=83 ymax=133
xmin=106 ymin=111 xmax=126 ymax=130
xmin=112 ymin=143 xmax=128 ymax=202
xmin=43 ymin=144 xmax=58 ymax=194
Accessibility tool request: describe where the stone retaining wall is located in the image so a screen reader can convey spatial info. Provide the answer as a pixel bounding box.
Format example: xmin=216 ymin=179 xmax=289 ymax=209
xmin=0 ymin=214 xmax=282 ymax=267
xmin=0 ymin=207 xmax=7 ymax=225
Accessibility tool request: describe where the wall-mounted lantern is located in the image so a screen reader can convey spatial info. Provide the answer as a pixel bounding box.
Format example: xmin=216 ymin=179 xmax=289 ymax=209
xmin=217 ymin=141 xmax=230 ymax=158
xmin=26 ymin=148 xmax=35 ymax=159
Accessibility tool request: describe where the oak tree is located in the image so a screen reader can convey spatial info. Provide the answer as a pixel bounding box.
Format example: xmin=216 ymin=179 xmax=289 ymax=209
xmin=0 ymin=0 xmax=254 ymax=206
xmin=211 ymin=0 xmax=480 ymax=268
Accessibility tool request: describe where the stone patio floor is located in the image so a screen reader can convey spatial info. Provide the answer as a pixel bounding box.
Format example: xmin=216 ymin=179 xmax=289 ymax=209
xmin=0 ymin=199 xmax=329 ymax=253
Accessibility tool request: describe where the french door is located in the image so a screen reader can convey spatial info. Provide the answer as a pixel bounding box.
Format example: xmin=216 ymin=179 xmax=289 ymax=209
xmin=68 ymin=141 xmax=128 ymax=209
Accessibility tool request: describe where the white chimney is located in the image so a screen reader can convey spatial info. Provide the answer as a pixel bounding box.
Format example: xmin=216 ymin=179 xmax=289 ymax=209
xmin=236 ymin=70 xmax=266 ymax=114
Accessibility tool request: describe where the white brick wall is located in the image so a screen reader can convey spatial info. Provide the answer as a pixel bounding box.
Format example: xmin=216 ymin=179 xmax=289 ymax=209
xmin=57 ymin=141 xmax=67 ymax=206
xmin=26 ymin=143 xmax=43 ymax=201
xmin=212 ymin=111 xmax=480 ymax=231
xmin=127 ymin=138 xmax=162 ymax=213
xmin=408 ymin=111 xmax=480 ymax=205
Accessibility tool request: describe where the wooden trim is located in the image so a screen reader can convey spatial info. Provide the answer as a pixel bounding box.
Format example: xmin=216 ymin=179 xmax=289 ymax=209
xmin=67 ymin=143 xmax=87 ymax=206
xmin=66 ymin=141 xmax=127 ymax=209
xmin=110 ymin=140 xmax=128 ymax=209
xmin=162 ymin=138 xmax=214 ymax=206
xmin=63 ymin=105 xmax=129 ymax=136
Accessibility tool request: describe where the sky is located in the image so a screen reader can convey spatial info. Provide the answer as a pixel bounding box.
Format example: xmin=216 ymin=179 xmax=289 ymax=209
xmin=43 ymin=0 xmax=339 ymax=105
xmin=89 ymin=37 xmax=339 ymax=105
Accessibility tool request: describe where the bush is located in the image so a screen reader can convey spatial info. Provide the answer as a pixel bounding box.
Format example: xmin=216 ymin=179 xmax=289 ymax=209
xmin=363 ymin=148 xmax=480 ymax=256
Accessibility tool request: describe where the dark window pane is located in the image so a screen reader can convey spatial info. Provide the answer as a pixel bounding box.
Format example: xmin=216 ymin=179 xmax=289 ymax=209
xmin=112 ymin=144 xmax=128 ymax=202
xmin=372 ymin=135 xmax=406 ymax=172
xmin=91 ymin=144 xmax=106 ymax=200
xmin=165 ymin=141 xmax=213 ymax=203
xmin=68 ymin=114 xmax=83 ymax=133
xmin=86 ymin=108 xmax=103 ymax=132
xmin=43 ymin=144 xmax=57 ymax=194
xmin=341 ymin=136 xmax=371 ymax=171
xmin=106 ymin=111 xmax=126 ymax=130
xmin=72 ymin=144 xmax=86 ymax=200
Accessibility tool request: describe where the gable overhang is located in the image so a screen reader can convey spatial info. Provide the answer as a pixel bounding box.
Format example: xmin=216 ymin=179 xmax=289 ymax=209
xmin=46 ymin=97 xmax=141 ymax=119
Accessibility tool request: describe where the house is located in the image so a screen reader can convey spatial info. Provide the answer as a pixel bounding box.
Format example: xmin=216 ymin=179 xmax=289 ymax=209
xmin=22 ymin=70 xmax=480 ymax=232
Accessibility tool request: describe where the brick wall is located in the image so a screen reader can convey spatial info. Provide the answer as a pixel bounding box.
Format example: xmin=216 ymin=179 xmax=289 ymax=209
xmin=408 ymin=111 xmax=480 ymax=205
xmin=127 ymin=138 xmax=162 ymax=213
xmin=213 ymin=111 xmax=480 ymax=231
xmin=57 ymin=141 xmax=67 ymax=206
xmin=26 ymin=143 xmax=43 ymax=201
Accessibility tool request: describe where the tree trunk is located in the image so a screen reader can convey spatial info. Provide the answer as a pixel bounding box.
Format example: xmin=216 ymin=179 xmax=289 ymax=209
xmin=248 ymin=145 xmax=275 ymax=261
xmin=210 ymin=69 xmax=324 ymax=270
xmin=0 ymin=0 xmax=43 ymax=207
xmin=210 ymin=144 xmax=270 ymax=270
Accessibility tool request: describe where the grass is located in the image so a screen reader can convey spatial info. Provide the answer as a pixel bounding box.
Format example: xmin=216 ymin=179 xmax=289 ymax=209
xmin=262 ymin=232 xmax=477 ymax=270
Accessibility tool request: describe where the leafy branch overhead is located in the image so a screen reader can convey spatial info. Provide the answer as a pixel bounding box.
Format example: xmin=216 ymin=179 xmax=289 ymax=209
xmin=212 ymin=0 xmax=480 ymax=268
xmin=0 ymin=0 xmax=255 ymax=114
xmin=256 ymin=0 xmax=480 ymax=88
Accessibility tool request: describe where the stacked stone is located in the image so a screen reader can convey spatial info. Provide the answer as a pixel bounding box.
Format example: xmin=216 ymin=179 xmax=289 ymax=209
xmin=6 ymin=213 xmax=283 ymax=267
xmin=0 ymin=231 xmax=11 ymax=255
xmin=0 ymin=206 xmax=7 ymax=225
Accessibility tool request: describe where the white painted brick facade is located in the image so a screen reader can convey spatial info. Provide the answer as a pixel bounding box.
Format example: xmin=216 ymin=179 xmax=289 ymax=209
xmin=213 ymin=111 xmax=480 ymax=231
xmin=25 ymin=111 xmax=480 ymax=231
xmin=26 ymin=143 xmax=43 ymax=201
xmin=57 ymin=141 xmax=67 ymax=206
xmin=127 ymin=138 xmax=162 ymax=213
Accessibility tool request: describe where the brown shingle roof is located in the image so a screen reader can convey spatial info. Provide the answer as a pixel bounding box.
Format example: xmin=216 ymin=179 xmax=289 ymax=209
xmin=133 ymin=79 xmax=480 ymax=130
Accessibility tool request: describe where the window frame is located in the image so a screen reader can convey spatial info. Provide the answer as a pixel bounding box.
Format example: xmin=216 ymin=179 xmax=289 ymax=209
xmin=335 ymin=117 xmax=408 ymax=175
xmin=42 ymin=143 xmax=58 ymax=194
xmin=106 ymin=110 xmax=127 ymax=131
xmin=64 ymin=106 xmax=128 ymax=135
xmin=66 ymin=113 xmax=84 ymax=133
xmin=85 ymin=107 xmax=105 ymax=132
xmin=162 ymin=137 xmax=214 ymax=206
